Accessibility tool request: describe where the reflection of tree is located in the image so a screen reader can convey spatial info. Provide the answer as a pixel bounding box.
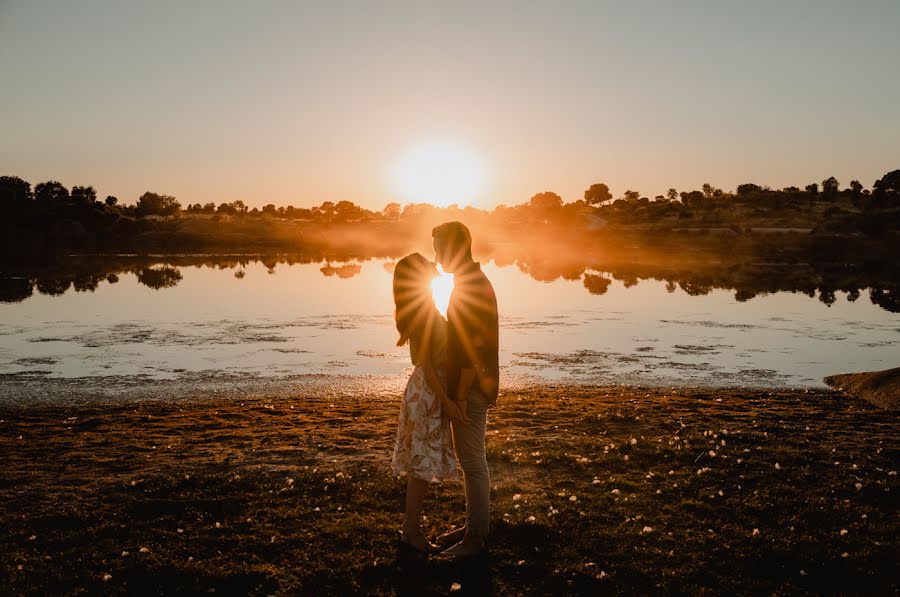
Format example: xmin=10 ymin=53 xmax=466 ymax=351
xmin=612 ymin=272 xmax=639 ymax=288
xmin=5 ymin=252 xmax=900 ymax=315
xmin=819 ymin=288 xmax=837 ymax=307
xmin=136 ymin=266 xmax=183 ymax=289
xmin=320 ymin=264 xmax=361 ymax=279
xmin=73 ymin=274 xmax=103 ymax=293
xmin=679 ymin=281 xmax=712 ymax=296
xmin=0 ymin=277 xmax=33 ymax=302
xmin=869 ymin=286 xmax=899 ymax=313
xmin=36 ymin=279 xmax=71 ymax=296
xmin=516 ymin=259 xmax=584 ymax=283
xmin=583 ymin=273 xmax=611 ymax=295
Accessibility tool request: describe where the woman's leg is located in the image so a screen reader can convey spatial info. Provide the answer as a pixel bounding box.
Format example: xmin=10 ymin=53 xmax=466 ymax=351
xmin=402 ymin=476 xmax=430 ymax=550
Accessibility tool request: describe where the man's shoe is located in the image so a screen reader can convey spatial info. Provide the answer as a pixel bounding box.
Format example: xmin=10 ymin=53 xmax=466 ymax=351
xmin=438 ymin=539 xmax=489 ymax=560
xmin=434 ymin=526 xmax=466 ymax=549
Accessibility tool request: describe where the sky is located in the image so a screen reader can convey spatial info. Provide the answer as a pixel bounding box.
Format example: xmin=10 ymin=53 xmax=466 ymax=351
xmin=1 ymin=0 xmax=899 ymax=210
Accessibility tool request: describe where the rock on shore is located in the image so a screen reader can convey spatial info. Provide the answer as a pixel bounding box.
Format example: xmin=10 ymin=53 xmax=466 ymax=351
xmin=825 ymin=366 xmax=900 ymax=410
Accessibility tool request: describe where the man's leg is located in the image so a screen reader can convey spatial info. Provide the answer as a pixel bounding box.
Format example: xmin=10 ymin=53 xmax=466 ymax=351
xmin=450 ymin=390 xmax=490 ymax=546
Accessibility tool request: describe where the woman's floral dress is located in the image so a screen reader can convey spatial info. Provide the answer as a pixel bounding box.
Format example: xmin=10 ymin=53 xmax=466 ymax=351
xmin=391 ymin=318 xmax=457 ymax=483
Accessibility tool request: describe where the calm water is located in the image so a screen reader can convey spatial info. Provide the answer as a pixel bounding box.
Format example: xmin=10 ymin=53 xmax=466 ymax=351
xmin=0 ymin=257 xmax=897 ymax=394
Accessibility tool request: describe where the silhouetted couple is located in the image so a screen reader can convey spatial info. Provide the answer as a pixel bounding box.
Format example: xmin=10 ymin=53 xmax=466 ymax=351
xmin=391 ymin=221 xmax=499 ymax=562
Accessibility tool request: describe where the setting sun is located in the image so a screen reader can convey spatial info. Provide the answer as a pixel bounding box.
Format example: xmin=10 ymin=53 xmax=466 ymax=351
xmin=392 ymin=141 xmax=486 ymax=207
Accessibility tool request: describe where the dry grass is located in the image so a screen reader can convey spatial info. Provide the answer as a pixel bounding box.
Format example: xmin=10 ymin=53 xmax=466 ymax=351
xmin=1 ymin=385 xmax=897 ymax=595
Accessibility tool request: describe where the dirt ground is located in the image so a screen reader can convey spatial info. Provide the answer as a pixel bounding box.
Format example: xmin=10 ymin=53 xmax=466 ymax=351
xmin=1 ymin=384 xmax=897 ymax=595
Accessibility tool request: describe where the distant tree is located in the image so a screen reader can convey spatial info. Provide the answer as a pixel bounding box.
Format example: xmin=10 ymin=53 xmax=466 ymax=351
xmin=701 ymin=183 xmax=724 ymax=199
xmin=0 ymin=175 xmax=32 ymax=203
xmin=529 ymin=192 xmax=563 ymax=211
xmin=805 ymin=183 xmax=819 ymax=195
xmin=821 ymin=176 xmax=840 ymax=196
xmin=217 ymin=202 xmax=236 ymax=215
xmin=202 ymin=202 xmax=216 ymax=213
xmin=231 ymin=200 xmax=248 ymax=214
xmin=666 ymin=188 xmax=678 ymax=201
xmin=654 ymin=195 xmax=665 ymax=202
xmin=736 ymin=183 xmax=762 ymax=196
xmin=584 ymin=183 xmax=612 ymax=205
xmin=105 ymin=195 xmax=118 ymax=206
xmin=70 ymin=185 xmax=97 ymax=205
xmin=782 ymin=186 xmax=801 ymax=193
xmin=679 ymin=190 xmax=704 ymax=207
xmin=333 ymin=200 xmax=364 ymax=222
xmin=136 ymin=191 xmax=180 ymax=216
xmin=849 ymin=180 xmax=864 ymax=195
xmin=34 ymin=181 xmax=69 ymax=203
xmin=381 ymin=202 xmax=401 ymax=220
xmin=262 ymin=203 xmax=277 ymax=216
xmin=622 ymin=190 xmax=640 ymax=202
xmin=872 ymin=169 xmax=900 ymax=203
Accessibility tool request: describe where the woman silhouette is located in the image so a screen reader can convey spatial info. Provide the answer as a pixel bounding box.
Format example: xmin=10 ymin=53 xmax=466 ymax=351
xmin=390 ymin=253 xmax=466 ymax=555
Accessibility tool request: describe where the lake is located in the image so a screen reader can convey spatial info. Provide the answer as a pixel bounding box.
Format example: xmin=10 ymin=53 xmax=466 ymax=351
xmin=0 ymin=254 xmax=897 ymax=401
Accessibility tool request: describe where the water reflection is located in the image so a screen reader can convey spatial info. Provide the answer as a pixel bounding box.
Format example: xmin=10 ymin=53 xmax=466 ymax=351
xmin=136 ymin=266 xmax=182 ymax=289
xmin=320 ymin=263 xmax=362 ymax=279
xmin=1 ymin=252 xmax=897 ymax=312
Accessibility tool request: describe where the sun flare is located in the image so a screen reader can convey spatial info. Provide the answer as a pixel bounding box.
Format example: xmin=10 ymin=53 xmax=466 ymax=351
xmin=430 ymin=268 xmax=454 ymax=318
xmin=392 ymin=141 xmax=486 ymax=207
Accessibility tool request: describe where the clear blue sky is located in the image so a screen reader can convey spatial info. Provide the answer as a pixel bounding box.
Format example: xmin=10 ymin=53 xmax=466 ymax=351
xmin=1 ymin=0 xmax=898 ymax=209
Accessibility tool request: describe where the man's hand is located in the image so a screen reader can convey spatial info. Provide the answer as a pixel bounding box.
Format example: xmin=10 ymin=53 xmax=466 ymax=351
xmin=443 ymin=399 xmax=470 ymax=424
xmin=455 ymin=396 xmax=470 ymax=424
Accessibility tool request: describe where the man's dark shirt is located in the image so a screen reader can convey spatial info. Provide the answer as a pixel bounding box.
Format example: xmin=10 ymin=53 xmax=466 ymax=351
xmin=446 ymin=262 xmax=499 ymax=405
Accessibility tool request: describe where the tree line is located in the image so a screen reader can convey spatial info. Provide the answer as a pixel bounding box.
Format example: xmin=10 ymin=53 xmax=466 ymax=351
xmin=1 ymin=169 xmax=897 ymax=227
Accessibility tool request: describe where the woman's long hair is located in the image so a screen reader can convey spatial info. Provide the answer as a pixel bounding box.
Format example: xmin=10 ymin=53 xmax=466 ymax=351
xmin=393 ymin=253 xmax=438 ymax=347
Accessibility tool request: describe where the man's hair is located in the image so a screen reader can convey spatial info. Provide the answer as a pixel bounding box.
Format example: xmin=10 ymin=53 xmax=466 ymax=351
xmin=432 ymin=221 xmax=472 ymax=260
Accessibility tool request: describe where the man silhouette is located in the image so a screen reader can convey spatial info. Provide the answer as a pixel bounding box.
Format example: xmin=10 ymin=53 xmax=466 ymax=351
xmin=432 ymin=221 xmax=499 ymax=557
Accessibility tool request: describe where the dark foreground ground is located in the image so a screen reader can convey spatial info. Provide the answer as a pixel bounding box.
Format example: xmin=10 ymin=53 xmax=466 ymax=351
xmin=1 ymin=385 xmax=897 ymax=596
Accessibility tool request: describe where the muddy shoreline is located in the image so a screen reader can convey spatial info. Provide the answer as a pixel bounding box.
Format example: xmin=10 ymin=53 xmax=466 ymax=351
xmin=1 ymin=383 xmax=898 ymax=595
